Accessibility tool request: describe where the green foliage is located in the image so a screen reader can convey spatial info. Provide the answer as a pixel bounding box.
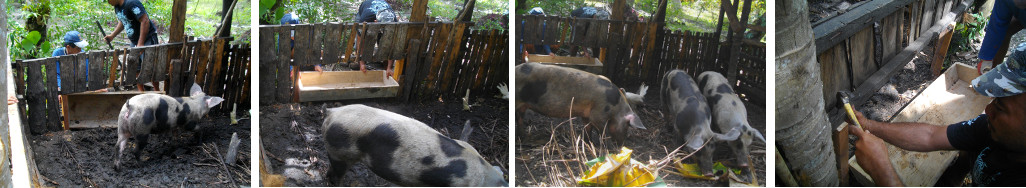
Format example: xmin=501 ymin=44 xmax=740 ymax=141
xmin=952 ymin=12 xmax=987 ymax=52
xmin=275 ymin=0 xmax=508 ymax=29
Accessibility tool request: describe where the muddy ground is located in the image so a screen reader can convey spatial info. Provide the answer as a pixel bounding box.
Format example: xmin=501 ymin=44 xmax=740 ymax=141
xmin=515 ymin=94 xmax=767 ymax=187
xmin=260 ymin=97 xmax=509 ymax=186
xmin=30 ymin=114 xmax=252 ymax=187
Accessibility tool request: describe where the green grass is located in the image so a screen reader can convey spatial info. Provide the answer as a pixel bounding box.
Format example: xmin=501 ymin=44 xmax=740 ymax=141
xmin=519 ymin=0 xmax=765 ymax=34
xmin=269 ymin=0 xmax=508 ymax=30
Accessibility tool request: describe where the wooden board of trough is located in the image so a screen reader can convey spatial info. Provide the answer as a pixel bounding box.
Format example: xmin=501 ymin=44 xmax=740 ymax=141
xmin=65 ymin=91 xmax=164 ymax=129
xmin=297 ymin=70 xmax=399 ymax=102
xmin=526 ymin=54 xmax=604 ymax=75
xmin=848 ymin=63 xmax=990 ymax=186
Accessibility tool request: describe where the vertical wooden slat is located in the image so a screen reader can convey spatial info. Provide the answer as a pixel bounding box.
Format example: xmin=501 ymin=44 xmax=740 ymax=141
xmin=324 ymin=24 xmax=340 ymax=65
xmin=361 ymin=24 xmax=380 ymax=63
xmin=87 ymin=51 xmax=105 ymax=90
xmin=401 ymin=39 xmax=423 ymax=102
xmin=155 ymin=45 xmax=170 ymax=82
xmin=58 ymin=55 xmax=76 ymax=94
xmin=43 ymin=59 xmax=61 ymax=130
xmin=293 ymin=24 xmax=312 ymax=66
xmin=259 ymin=27 xmax=277 ymax=104
xmin=277 ymin=26 xmax=293 ymax=103
xmin=27 ymin=60 xmax=45 ymax=134
xmin=138 ymin=47 xmax=154 ymax=84
xmin=343 ymin=24 xmax=358 ymax=63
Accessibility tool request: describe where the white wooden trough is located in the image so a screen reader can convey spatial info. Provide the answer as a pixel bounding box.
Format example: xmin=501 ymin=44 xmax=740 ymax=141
xmin=526 ymin=54 xmax=604 ymax=74
xmin=296 ymin=70 xmax=399 ymax=102
xmin=848 ymin=63 xmax=990 ymax=186
xmin=65 ymin=91 xmax=164 ymax=129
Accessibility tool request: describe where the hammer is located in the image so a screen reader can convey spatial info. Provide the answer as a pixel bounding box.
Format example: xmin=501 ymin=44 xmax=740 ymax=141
xmin=95 ymin=21 xmax=115 ymax=50
xmin=838 ymin=91 xmax=864 ymax=130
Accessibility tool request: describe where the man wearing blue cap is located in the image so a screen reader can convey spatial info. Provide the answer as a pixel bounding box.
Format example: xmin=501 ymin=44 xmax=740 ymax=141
xmin=52 ymin=31 xmax=92 ymax=91
xmin=846 ymin=43 xmax=1026 ymax=186
xmin=354 ymin=0 xmax=397 ymax=77
xmin=569 ymin=7 xmax=610 ymax=58
xmin=519 ymin=7 xmax=553 ymax=62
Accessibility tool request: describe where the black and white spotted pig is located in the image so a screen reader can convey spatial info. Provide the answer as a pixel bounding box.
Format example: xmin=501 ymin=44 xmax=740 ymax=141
xmin=697 ymin=71 xmax=766 ymax=168
xmin=116 ymin=83 xmax=224 ymax=170
xmin=515 ymin=62 xmax=645 ymax=144
xmin=660 ymin=70 xmax=740 ymax=176
xmin=322 ymin=104 xmax=507 ymax=187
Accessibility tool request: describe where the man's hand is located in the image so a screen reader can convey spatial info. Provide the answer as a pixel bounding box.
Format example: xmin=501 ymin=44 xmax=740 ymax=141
xmin=386 ymin=68 xmax=393 ymax=78
xmin=359 ymin=61 xmax=367 ymax=73
xmin=104 ymin=35 xmax=115 ymax=43
xmin=8 ymin=95 xmax=18 ymax=105
xmin=850 ymin=123 xmax=904 ymax=186
xmin=978 ymin=60 xmax=994 ymax=75
xmin=844 ymin=110 xmax=874 ymax=131
xmin=314 ymin=65 xmax=324 ymax=73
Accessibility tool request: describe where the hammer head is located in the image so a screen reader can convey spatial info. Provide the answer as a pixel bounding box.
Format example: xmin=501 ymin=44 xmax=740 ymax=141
xmin=838 ymin=91 xmax=853 ymax=105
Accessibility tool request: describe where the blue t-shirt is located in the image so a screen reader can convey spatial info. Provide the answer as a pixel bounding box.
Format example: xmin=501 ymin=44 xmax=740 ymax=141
xmin=946 ymin=114 xmax=1026 ymax=186
xmin=115 ymin=0 xmax=158 ymax=46
xmin=356 ymin=0 xmax=393 ymax=22
xmin=52 ymin=47 xmax=89 ymax=90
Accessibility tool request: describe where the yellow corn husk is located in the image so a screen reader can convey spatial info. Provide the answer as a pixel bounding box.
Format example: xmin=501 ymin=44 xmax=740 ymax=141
xmin=674 ymin=161 xmax=739 ymax=181
xmin=578 ymin=147 xmax=660 ymax=187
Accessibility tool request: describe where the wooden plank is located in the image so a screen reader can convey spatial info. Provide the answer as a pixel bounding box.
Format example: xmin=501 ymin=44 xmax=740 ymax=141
xmin=391 ymin=24 xmax=409 ymax=60
xmin=401 ymin=39 xmax=423 ymax=102
xmin=126 ymin=49 xmax=142 ymax=85
xmin=818 ymin=44 xmax=850 ymax=110
xmin=26 ymin=60 xmax=45 ymax=134
xmin=293 ymin=24 xmax=312 ymax=66
xmin=522 ymin=15 xmax=538 ymax=44
xmin=361 ymin=24 xmax=381 ymax=62
xmin=259 ymin=27 xmax=277 ymax=105
xmin=297 ymin=71 xmax=399 ymax=101
xmin=850 ymin=27 xmax=878 ymax=87
xmin=277 ymin=26 xmax=293 ymax=103
xmin=87 ymin=51 xmax=105 ymax=91
xmin=343 ymin=24 xmax=359 ymax=63
xmin=155 ymin=45 xmax=170 ymax=82
xmin=324 ymin=24 xmax=340 ymax=65
xmin=881 ymin=12 xmax=901 ymax=62
xmin=43 ymin=59 xmax=60 ymax=130
xmin=58 ymin=55 xmax=76 ymax=94
xmin=209 ymin=39 xmax=227 ymax=95
xmin=169 ymin=59 xmax=184 ymax=97
xmin=375 ymin=24 xmax=396 ymax=61
xmin=920 ymin=0 xmax=936 ymax=38
xmin=138 ymin=47 xmax=154 ymax=84
xmin=813 ymin=0 xmax=914 ymax=55
xmin=194 ymin=41 xmax=211 ymax=85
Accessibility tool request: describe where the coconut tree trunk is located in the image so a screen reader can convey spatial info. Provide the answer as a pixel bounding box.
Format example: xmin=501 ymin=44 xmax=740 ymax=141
xmin=775 ymin=0 xmax=838 ymax=186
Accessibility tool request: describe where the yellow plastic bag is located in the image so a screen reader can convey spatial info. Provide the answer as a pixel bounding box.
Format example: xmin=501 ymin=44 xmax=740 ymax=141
xmin=578 ymin=147 xmax=665 ymax=187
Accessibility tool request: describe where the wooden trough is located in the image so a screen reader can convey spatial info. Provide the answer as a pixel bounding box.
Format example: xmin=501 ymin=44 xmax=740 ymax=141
xmin=847 ymin=63 xmax=989 ymax=186
xmin=296 ymin=70 xmax=399 ymax=102
xmin=64 ymin=91 xmax=163 ymax=129
xmin=526 ymin=54 xmax=604 ymax=75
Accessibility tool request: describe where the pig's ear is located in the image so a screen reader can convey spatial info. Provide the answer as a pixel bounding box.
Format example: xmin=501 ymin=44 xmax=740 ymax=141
xmin=190 ymin=83 xmax=203 ymax=96
xmin=626 ymin=114 xmax=645 ymax=129
xmin=206 ymin=96 xmax=225 ymax=107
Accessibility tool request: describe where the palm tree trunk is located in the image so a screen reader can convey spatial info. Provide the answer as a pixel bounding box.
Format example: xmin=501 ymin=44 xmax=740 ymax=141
xmin=774 ymin=0 xmax=839 ymax=186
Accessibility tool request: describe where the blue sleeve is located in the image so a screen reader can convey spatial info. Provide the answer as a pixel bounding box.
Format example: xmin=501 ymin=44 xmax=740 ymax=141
xmin=980 ymin=1 xmax=1014 ymax=61
xmin=947 ymin=114 xmax=992 ymax=150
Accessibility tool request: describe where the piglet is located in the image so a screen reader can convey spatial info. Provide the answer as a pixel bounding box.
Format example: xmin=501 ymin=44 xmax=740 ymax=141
xmin=660 ymin=70 xmax=740 ymax=176
xmin=115 ymin=83 xmax=224 ymax=170
xmin=323 ymin=104 xmax=507 ymax=187
xmin=697 ymin=71 xmax=765 ymax=168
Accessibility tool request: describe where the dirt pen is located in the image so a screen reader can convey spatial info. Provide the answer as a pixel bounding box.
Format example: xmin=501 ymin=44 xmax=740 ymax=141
xmin=257 ymin=3 xmax=510 ymax=185
xmin=10 ymin=37 xmax=252 ymax=187
xmin=515 ymin=0 xmax=766 ymax=186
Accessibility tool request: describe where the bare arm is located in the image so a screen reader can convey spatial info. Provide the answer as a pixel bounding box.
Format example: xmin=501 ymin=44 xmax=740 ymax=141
xmin=853 ymin=111 xmax=955 ymax=152
xmin=137 ymin=14 xmax=151 ymax=46
xmin=105 ymin=22 xmax=125 ymax=43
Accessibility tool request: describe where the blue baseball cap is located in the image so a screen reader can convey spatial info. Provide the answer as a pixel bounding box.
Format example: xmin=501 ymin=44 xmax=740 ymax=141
xmin=63 ymin=31 xmax=89 ymax=48
xmin=972 ymin=42 xmax=1026 ymax=97
xmin=280 ymin=13 xmax=300 ymax=25
xmin=528 ymin=7 xmax=545 ymax=15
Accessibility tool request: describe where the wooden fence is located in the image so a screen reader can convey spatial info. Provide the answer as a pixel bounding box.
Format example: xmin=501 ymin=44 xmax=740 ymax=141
xmin=258 ymin=22 xmax=509 ymax=104
xmin=812 ymin=0 xmax=970 ymax=125
xmin=12 ymin=38 xmax=251 ymax=134
xmin=517 ymin=15 xmax=767 ymax=105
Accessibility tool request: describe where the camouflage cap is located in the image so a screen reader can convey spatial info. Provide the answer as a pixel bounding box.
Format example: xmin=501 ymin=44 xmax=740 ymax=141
xmin=972 ymin=43 xmax=1026 ymax=97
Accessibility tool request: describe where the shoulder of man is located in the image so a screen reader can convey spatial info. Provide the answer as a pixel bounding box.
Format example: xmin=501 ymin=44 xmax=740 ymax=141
xmin=52 ymin=47 xmax=66 ymax=57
